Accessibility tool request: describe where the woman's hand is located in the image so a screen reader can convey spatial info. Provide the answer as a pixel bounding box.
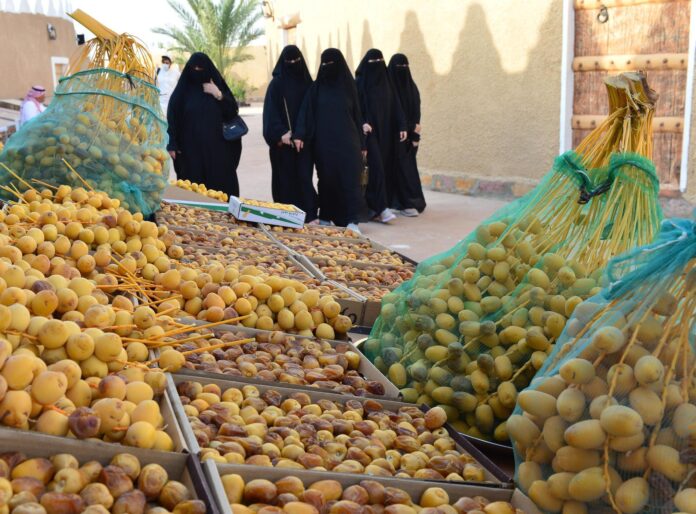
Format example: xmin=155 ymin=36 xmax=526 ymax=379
xmin=414 ymin=123 xmax=422 ymax=134
xmin=361 ymin=150 xmax=367 ymax=158
xmin=362 ymin=123 xmax=372 ymax=135
xmin=203 ymin=80 xmax=222 ymax=100
xmin=412 ymin=141 xmax=419 ymax=148
xmin=293 ymin=139 xmax=304 ymax=152
xmin=168 ymin=150 xmax=176 ymax=160
xmin=281 ymin=131 xmax=293 ymax=146
xmin=399 ymin=131 xmax=407 ymax=142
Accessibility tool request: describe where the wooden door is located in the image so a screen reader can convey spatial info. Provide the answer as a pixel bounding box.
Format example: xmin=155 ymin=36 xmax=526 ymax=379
xmin=572 ymin=0 xmax=690 ymax=192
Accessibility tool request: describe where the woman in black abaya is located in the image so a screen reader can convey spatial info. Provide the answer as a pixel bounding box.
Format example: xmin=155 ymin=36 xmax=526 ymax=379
xmin=356 ymin=49 xmax=407 ymax=222
xmin=293 ymin=48 xmax=366 ymax=232
xmin=263 ymin=45 xmax=317 ymax=221
xmin=388 ymin=53 xmax=426 ymax=215
xmin=167 ymin=52 xmax=242 ymax=197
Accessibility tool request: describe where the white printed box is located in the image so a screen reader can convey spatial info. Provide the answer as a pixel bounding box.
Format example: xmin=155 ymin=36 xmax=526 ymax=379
xmin=228 ymin=196 xmax=306 ymax=228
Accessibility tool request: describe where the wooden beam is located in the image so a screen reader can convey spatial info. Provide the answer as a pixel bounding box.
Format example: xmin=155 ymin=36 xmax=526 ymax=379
xmin=572 ymin=115 xmax=684 ymax=132
xmin=574 ymin=0 xmax=683 ymax=9
xmin=573 ymin=53 xmax=688 ymax=71
xmin=68 ymin=9 xmax=118 ymax=40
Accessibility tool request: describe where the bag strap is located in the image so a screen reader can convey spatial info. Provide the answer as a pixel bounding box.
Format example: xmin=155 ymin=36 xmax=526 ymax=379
xmin=283 ymin=97 xmax=292 ymax=133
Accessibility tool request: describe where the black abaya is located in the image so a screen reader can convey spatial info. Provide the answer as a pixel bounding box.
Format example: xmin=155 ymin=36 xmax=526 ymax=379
xmin=167 ymin=52 xmax=242 ymax=197
xmin=388 ymin=53 xmax=426 ymax=212
xmin=294 ymin=49 xmax=366 ymax=227
xmin=356 ymin=49 xmax=406 ymax=212
xmin=263 ymin=45 xmax=317 ymax=220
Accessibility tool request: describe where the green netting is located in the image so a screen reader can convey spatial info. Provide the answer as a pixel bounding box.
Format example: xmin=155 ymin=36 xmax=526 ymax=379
xmin=0 ymin=68 xmax=168 ymax=215
xmin=509 ymin=216 xmax=696 ymax=514
xmin=364 ymin=149 xmax=662 ymax=443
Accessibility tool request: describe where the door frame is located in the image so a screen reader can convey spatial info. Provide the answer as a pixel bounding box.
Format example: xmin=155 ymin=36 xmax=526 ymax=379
xmin=559 ymin=0 xmax=575 ymax=154
xmin=559 ymin=0 xmax=694 ymax=192
xmin=50 ymin=56 xmax=70 ymax=88
xmin=680 ymin=2 xmax=696 ymax=192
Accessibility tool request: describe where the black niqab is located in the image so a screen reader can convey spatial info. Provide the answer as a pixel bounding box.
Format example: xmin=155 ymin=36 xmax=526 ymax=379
xmin=294 ymin=48 xmax=366 ymax=226
xmin=387 ymin=53 xmax=426 ymax=213
xmin=388 ymin=53 xmax=421 ymax=140
xmin=263 ymin=45 xmax=317 ymax=220
xmin=355 ymin=48 xmax=389 ymax=106
xmin=355 ymin=48 xmax=406 ymax=213
xmin=264 ymin=45 xmax=312 ymax=143
xmin=167 ymin=52 xmax=242 ymax=196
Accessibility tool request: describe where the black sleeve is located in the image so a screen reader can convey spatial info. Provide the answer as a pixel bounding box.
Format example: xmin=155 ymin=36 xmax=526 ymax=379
xmin=219 ymin=90 xmax=239 ymax=121
xmin=409 ymin=87 xmax=422 ymax=141
xmin=393 ymin=92 xmax=407 ymax=133
xmin=293 ymin=88 xmax=314 ymax=142
xmin=414 ymin=86 xmax=421 ymax=124
xmin=351 ymin=93 xmax=366 ymax=151
xmin=262 ymin=80 xmax=288 ymax=146
xmin=166 ymin=100 xmax=178 ymax=152
xmin=357 ymin=88 xmax=369 ymax=125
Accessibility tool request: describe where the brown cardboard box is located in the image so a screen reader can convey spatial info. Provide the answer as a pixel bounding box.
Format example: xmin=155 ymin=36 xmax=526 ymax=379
xmin=324 ymin=280 xmax=368 ymax=325
xmin=0 ymin=388 xmax=188 ymax=454
xmin=167 ymin=322 xmax=400 ymax=399
xmin=166 ymin=374 xmax=509 ymax=487
xmin=0 ymin=427 xmax=219 ymax=513
xmin=362 ymin=297 xmax=383 ymax=327
xmin=202 ymin=461 xmax=540 ymax=514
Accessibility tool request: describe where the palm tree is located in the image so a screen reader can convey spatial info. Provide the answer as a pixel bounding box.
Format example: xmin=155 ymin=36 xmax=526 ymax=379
xmin=153 ymin=0 xmax=263 ymax=82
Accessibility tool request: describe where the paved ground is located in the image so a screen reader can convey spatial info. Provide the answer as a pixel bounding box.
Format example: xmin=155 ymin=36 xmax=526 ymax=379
xmin=237 ymin=105 xmax=506 ymax=262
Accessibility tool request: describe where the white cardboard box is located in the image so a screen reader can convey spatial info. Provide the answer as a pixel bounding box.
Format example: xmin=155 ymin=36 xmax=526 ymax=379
xmin=228 ymin=196 xmax=305 ymax=228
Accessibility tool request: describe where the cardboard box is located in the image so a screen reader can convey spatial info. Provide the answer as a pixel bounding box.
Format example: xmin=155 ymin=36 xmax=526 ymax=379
xmin=203 ymin=462 xmax=539 ymax=514
xmin=261 ymin=223 xmax=369 ymax=241
xmin=362 ymin=297 xmax=383 ymax=327
xmin=164 ymin=322 xmax=400 ymax=399
xmin=162 ymin=187 xmax=229 ymax=212
xmin=0 ymin=388 xmax=188 ymax=454
xmin=322 ymin=280 xmax=367 ymax=326
xmin=167 ymin=374 xmax=509 ymax=486
xmin=228 ymin=196 xmax=305 ymax=228
xmin=0 ymin=427 xmax=219 ymax=514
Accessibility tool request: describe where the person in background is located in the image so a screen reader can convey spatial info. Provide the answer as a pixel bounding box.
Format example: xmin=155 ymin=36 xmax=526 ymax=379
xmin=388 ymin=53 xmax=426 ymax=216
xmin=166 ymin=52 xmax=242 ymax=196
xmin=293 ymin=48 xmax=366 ymax=234
xmin=355 ymin=49 xmax=406 ymax=223
xmin=18 ymin=85 xmax=46 ymax=129
xmin=263 ymin=45 xmax=317 ymax=221
xmin=156 ymin=55 xmax=180 ymax=114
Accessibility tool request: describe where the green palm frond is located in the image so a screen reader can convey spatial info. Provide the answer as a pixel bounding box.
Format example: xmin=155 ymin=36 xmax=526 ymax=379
xmin=153 ymin=0 xmax=262 ymax=81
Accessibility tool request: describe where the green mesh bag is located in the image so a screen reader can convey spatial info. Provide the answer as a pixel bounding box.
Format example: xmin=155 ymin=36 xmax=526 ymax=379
xmin=509 ymin=216 xmax=696 ymax=514
xmin=0 ymin=68 xmax=168 ymax=215
xmin=363 ymin=149 xmax=662 ymax=443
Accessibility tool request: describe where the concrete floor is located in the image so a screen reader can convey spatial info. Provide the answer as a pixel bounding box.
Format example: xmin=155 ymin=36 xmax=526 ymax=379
xmin=237 ymin=105 xmax=506 ymax=262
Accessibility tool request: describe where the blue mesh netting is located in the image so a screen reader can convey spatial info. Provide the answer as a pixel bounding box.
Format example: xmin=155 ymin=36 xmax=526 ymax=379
xmin=0 ymin=68 xmax=168 ymax=215
xmin=363 ymin=149 xmax=662 ymax=443
xmin=510 ymin=216 xmax=696 ymax=513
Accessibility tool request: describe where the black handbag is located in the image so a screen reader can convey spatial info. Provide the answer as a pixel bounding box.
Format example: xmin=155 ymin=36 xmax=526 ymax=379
xmin=223 ymin=115 xmax=248 ymax=141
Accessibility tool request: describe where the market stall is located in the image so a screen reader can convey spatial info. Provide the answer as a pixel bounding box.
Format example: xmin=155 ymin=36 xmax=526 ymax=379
xmin=0 ymin=10 xmax=691 ymax=514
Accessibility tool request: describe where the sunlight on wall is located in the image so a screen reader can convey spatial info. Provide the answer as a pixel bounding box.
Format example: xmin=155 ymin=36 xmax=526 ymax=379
xmin=265 ymin=0 xmax=563 ymax=181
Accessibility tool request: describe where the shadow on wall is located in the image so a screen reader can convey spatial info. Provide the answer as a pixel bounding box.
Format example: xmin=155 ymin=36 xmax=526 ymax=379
xmin=289 ymin=3 xmax=560 ymax=181
xmin=389 ymin=5 xmax=561 ymax=179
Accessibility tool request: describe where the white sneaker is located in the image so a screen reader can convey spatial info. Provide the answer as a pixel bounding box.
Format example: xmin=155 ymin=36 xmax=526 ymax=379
xmin=346 ymin=223 xmax=362 ymax=235
xmin=400 ymin=208 xmax=419 ymax=217
xmin=379 ymin=208 xmax=397 ymax=223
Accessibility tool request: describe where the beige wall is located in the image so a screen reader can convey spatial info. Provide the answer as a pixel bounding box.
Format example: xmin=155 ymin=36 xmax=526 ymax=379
xmin=264 ymin=0 xmax=563 ymax=183
xmin=228 ymin=45 xmax=271 ymax=102
xmin=0 ymin=12 xmax=77 ymax=100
